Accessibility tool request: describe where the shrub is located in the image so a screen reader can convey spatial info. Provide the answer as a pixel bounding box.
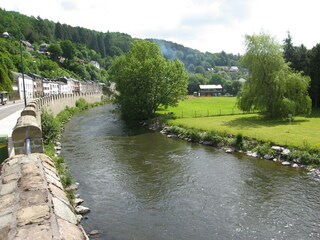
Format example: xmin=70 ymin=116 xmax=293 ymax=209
xmin=185 ymin=129 xmax=202 ymax=142
xmin=235 ymin=133 xmax=243 ymax=149
xmin=202 ymin=130 xmax=224 ymax=146
xmin=289 ymin=150 xmax=320 ymax=165
xmin=41 ymin=110 xmax=60 ymax=144
xmin=75 ymin=98 xmax=89 ymax=111
xmin=252 ymin=142 xmax=274 ymax=156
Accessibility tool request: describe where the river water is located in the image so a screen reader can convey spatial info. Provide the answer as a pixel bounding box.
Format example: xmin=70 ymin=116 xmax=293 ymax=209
xmin=61 ymin=105 xmax=320 ymax=240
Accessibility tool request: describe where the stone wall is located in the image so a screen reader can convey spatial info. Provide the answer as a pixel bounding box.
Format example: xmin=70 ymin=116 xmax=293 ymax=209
xmin=37 ymin=92 xmax=103 ymax=116
xmin=0 ymin=154 xmax=88 ymax=239
xmin=0 ymin=93 xmax=103 ymax=239
xmin=11 ymin=92 xmax=103 ymax=155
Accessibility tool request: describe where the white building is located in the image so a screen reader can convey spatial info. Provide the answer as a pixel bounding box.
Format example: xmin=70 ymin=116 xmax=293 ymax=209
xmin=12 ymin=72 xmax=34 ymax=100
xmin=50 ymin=82 xmax=59 ymax=95
xmin=42 ymin=80 xmax=52 ymax=96
xmin=55 ymin=77 xmax=74 ymax=94
xmin=57 ymin=81 xmax=69 ymax=94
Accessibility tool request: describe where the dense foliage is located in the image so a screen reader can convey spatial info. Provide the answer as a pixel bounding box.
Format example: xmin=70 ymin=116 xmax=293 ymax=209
xmin=2 ymin=8 xmax=320 ymax=104
xmin=41 ymin=110 xmax=60 ymax=144
xmin=0 ymin=8 xmax=246 ymax=95
xmin=0 ymin=8 xmax=132 ymax=83
xmin=238 ymin=33 xmax=311 ymax=119
xmin=283 ymin=33 xmax=320 ymax=108
xmin=109 ymin=40 xmax=188 ymax=120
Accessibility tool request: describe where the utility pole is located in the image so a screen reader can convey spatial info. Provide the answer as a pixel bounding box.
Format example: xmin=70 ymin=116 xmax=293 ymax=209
xmin=19 ymin=37 xmax=27 ymax=107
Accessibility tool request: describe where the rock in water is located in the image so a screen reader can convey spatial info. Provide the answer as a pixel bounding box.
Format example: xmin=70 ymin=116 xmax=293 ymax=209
xmin=75 ymin=205 xmax=90 ymax=215
xmin=89 ymin=230 xmax=103 ymax=237
xmin=282 ymin=161 xmax=291 ymax=166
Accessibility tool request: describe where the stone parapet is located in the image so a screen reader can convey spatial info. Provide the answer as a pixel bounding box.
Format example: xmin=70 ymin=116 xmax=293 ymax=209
xmin=20 ymin=106 xmax=37 ymax=118
xmin=12 ymin=115 xmax=43 ymax=155
xmin=0 ymin=153 xmax=88 ymax=240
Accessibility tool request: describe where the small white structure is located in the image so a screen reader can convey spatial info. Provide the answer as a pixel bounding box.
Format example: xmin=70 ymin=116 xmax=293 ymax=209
xmin=198 ymin=84 xmax=223 ymax=96
xmin=2 ymin=32 xmax=9 ymax=38
xmin=229 ymin=66 xmax=239 ymax=72
xmin=89 ymin=61 xmax=100 ymax=69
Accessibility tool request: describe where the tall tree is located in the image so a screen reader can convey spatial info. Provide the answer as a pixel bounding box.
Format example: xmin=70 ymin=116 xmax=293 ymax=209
xmin=108 ymin=40 xmax=188 ymax=120
xmin=54 ymin=22 xmax=62 ymax=40
xmin=283 ymin=32 xmax=295 ymax=65
xmin=238 ymin=33 xmax=311 ymax=119
xmin=309 ymin=44 xmax=320 ymax=107
xmin=60 ymin=40 xmax=76 ymax=60
xmin=47 ymin=43 xmax=62 ymax=61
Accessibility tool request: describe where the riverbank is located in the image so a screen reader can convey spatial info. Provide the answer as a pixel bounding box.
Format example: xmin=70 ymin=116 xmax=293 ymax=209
xmin=145 ymin=118 xmax=320 ymax=179
xmin=42 ymin=98 xmax=108 ymax=238
xmin=60 ymin=104 xmax=320 ymax=239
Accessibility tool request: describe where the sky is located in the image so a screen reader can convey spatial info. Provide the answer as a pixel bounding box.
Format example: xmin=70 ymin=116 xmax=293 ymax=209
xmin=1 ymin=0 xmax=319 ymax=54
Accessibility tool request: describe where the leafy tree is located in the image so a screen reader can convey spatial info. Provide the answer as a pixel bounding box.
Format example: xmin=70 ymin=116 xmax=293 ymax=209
xmin=0 ymin=48 xmax=14 ymax=93
xmin=194 ymin=65 xmax=206 ymax=75
xmin=47 ymin=43 xmax=62 ymax=61
xmin=109 ymin=40 xmax=188 ymax=119
xmin=231 ymin=80 xmax=242 ymax=96
xmin=238 ymin=33 xmax=311 ymax=118
xmin=54 ymin=22 xmax=63 ymax=39
xmin=209 ymin=72 xmax=227 ymax=85
xmin=188 ymin=73 xmax=208 ymax=94
xmin=60 ymin=40 xmax=76 ymax=60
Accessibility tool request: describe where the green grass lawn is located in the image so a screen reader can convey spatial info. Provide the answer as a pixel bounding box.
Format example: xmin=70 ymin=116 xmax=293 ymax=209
xmin=158 ymin=96 xmax=245 ymax=118
xmin=164 ymin=97 xmax=320 ymax=149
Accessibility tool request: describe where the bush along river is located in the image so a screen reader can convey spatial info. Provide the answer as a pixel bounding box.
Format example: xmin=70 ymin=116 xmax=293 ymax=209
xmin=61 ymin=104 xmax=320 ymax=240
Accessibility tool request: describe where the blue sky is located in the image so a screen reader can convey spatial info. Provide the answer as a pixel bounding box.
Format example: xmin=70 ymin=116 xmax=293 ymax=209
xmin=1 ymin=0 xmax=319 ymax=54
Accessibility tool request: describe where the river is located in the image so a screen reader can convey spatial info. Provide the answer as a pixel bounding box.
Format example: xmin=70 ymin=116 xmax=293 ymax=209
xmin=61 ymin=105 xmax=320 ymax=240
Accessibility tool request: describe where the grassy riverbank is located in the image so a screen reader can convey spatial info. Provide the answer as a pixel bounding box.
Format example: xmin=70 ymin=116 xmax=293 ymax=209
xmin=156 ymin=96 xmax=320 ymax=166
xmin=163 ymin=96 xmax=320 ymax=150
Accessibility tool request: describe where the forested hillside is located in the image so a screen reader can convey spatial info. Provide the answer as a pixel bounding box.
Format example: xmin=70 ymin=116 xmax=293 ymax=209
xmin=0 ymin=8 xmax=243 ymax=96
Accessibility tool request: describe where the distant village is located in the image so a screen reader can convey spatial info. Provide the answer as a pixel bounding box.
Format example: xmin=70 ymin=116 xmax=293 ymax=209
xmin=11 ymin=71 xmax=104 ymax=101
xmin=2 ymin=37 xmax=105 ymax=101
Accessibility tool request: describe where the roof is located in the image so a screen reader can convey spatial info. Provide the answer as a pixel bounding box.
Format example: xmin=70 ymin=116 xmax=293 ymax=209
xmin=199 ymin=84 xmax=223 ymax=90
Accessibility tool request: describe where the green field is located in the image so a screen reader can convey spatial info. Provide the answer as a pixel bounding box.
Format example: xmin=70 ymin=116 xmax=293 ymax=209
xmin=164 ymin=97 xmax=320 ymax=149
xmin=158 ymin=96 xmax=246 ymax=118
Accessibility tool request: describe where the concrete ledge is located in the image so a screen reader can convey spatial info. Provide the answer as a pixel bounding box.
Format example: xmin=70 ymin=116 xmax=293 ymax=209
xmin=0 ymin=153 xmax=88 ymax=240
xmin=20 ymin=107 xmax=37 ymax=118
xmin=12 ymin=116 xmax=43 ymax=155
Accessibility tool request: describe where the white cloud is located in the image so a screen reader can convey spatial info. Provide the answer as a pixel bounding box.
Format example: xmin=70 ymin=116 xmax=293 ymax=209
xmin=1 ymin=0 xmax=320 ymax=54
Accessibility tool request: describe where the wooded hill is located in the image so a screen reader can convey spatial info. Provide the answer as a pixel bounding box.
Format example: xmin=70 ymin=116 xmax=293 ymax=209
xmin=0 ymin=8 xmax=243 ymax=94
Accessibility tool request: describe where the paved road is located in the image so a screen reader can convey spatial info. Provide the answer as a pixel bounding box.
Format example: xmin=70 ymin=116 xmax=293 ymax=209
xmin=0 ymin=101 xmax=25 ymax=157
xmin=0 ymin=101 xmax=24 ymax=120
xmin=0 ymin=101 xmax=24 ymax=137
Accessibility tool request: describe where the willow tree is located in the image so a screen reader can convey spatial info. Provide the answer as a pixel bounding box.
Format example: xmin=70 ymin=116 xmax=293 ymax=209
xmin=237 ymin=33 xmax=311 ymax=119
xmin=108 ymin=40 xmax=188 ymax=120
